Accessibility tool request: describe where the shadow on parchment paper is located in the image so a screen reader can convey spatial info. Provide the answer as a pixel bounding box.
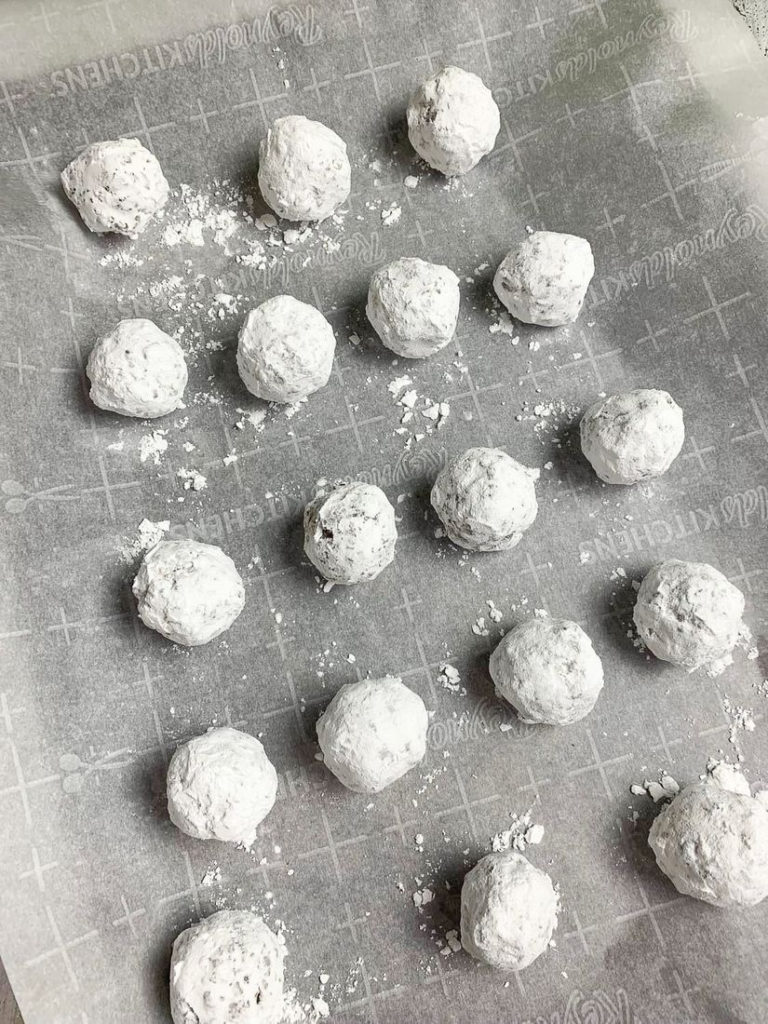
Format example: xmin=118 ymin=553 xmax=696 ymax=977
xmin=448 ymin=627 xmax=543 ymax=740
xmin=755 ymin=643 xmax=768 ymax=684
xmin=145 ymin=933 xmax=172 ymax=1024
xmin=230 ymin=150 xmax=274 ymax=223
xmin=462 ymin=260 xmax=498 ymax=311
xmin=205 ymin=323 xmax=254 ymax=398
xmin=540 ymin=418 xmax=603 ymax=499
xmin=376 ymin=101 xmax=415 ymax=176
xmin=427 ymin=853 xmax=465 ymax=933
xmin=330 ymin=278 xmax=373 ymax=342
xmin=591 ymin=569 xmax=644 ymax=657
xmin=302 ymin=693 xmax=333 ymax=739
xmin=465 ymin=645 xmax=496 ymax=701
xmin=283 ymin=503 xmax=309 ymax=574
xmin=138 ymin=748 xmax=169 ymax=822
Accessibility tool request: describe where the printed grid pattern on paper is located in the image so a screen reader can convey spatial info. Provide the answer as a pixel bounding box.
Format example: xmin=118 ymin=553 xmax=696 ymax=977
xmin=1 ymin=0 xmax=768 ymax=1021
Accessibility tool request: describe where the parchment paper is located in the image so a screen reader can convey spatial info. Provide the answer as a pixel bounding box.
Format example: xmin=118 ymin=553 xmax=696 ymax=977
xmin=1 ymin=0 xmax=768 ymax=1021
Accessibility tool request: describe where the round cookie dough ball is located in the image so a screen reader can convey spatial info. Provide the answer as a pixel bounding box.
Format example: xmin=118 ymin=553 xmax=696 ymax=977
xmin=170 ymin=909 xmax=285 ymax=1024
xmin=407 ymin=66 xmax=500 ymax=176
xmin=493 ymin=231 xmax=594 ymax=327
xmin=580 ymin=389 xmax=685 ymax=485
xmin=489 ymin=618 xmax=604 ymax=725
xmin=61 ymin=137 xmax=169 ymax=238
xmin=133 ymin=540 xmax=245 ymax=646
xmin=86 ymin=318 xmax=187 ymax=418
xmin=366 ymin=257 xmax=460 ymax=359
xmin=304 ymin=481 xmax=396 ymax=585
xmin=316 ymin=677 xmax=428 ymax=793
xmin=649 ymin=781 xmax=768 ymax=907
xmin=237 ymin=295 xmax=335 ymax=404
xmin=431 ymin=447 xmax=539 ymax=552
xmin=167 ymin=727 xmax=277 ymax=848
xmin=258 ymin=115 xmax=351 ymax=222
xmin=633 ymin=559 xmax=745 ymax=671
xmin=461 ymin=851 xmax=559 ymax=970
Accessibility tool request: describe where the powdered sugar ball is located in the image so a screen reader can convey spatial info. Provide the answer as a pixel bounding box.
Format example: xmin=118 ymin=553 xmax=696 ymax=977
xmin=493 ymin=231 xmax=594 ymax=326
xmin=366 ymin=257 xmax=460 ymax=358
xmin=431 ymin=447 xmax=539 ymax=551
xmin=649 ymin=781 xmax=768 ymax=907
xmin=170 ymin=910 xmax=285 ymax=1024
xmin=633 ymin=559 xmax=745 ymax=671
xmin=407 ymin=66 xmax=500 ymax=176
xmin=304 ymin=482 xmax=397 ymax=585
xmin=258 ymin=115 xmax=351 ymax=222
xmin=61 ymin=137 xmax=169 ymax=238
xmin=316 ymin=677 xmax=428 ymax=793
xmin=167 ymin=728 xmax=277 ymax=848
xmin=581 ymin=389 xmax=685 ymax=485
xmin=489 ymin=619 xmax=604 ymax=725
xmin=86 ymin=318 xmax=187 ymax=418
xmin=237 ymin=295 xmax=335 ymax=404
xmin=133 ymin=540 xmax=245 ymax=646
xmin=461 ymin=851 xmax=559 ymax=970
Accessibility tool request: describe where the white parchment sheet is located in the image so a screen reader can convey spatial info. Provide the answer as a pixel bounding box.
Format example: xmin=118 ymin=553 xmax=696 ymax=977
xmin=1 ymin=0 xmax=767 ymax=1021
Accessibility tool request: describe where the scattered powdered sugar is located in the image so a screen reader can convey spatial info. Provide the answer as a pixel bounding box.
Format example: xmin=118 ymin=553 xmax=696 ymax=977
xmin=109 ymin=177 xmax=349 ymax=365
xmin=310 ymin=997 xmax=330 ymax=1019
xmin=705 ymin=758 xmax=751 ymax=795
xmin=118 ymin=518 xmax=170 ymax=563
xmin=722 ymin=697 xmax=756 ymax=740
xmin=629 ymin=773 xmax=680 ymax=803
xmin=235 ymin=407 xmax=268 ymax=432
xmin=486 ymin=599 xmax=502 ymax=623
xmin=412 ymin=887 xmax=434 ymax=908
xmin=160 ymin=183 xmax=242 ymax=254
xmin=488 ymin=311 xmax=519 ymax=343
xmin=439 ymin=929 xmax=462 ymax=956
xmin=437 ymin=663 xmax=463 ymax=693
xmin=176 ymin=468 xmax=207 ymax=491
xmin=422 ymin=401 xmax=450 ymax=426
xmin=491 ymin=810 xmax=544 ymax=852
xmin=139 ymin=430 xmax=168 ymax=465
xmin=388 ymin=374 xmax=450 ymax=443
xmin=100 ymin=248 xmax=144 ymax=268
xmin=388 ymin=375 xmax=413 ymax=397
xmin=381 ymin=203 xmax=402 ymax=226
xmin=200 ymin=864 xmax=222 ymax=886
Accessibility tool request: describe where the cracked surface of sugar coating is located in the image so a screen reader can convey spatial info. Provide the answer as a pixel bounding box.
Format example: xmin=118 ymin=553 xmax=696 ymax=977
xmin=431 ymin=447 xmax=539 ymax=551
xmin=61 ymin=137 xmax=169 ymax=237
xmin=461 ymin=851 xmax=559 ymax=970
xmin=170 ymin=910 xmax=284 ymax=1024
xmin=490 ymin=618 xmax=604 ymax=725
xmin=133 ymin=540 xmax=245 ymax=646
xmin=633 ymin=559 xmax=744 ymax=670
xmin=86 ymin=318 xmax=187 ymax=418
xmin=649 ymin=781 xmax=768 ymax=907
xmin=237 ymin=295 xmax=335 ymax=404
xmin=258 ymin=115 xmax=351 ymax=221
xmin=167 ymin=727 xmax=277 ymax=847
xmin=316 ymin=677 xmax=428 ymax=792
xmin=581 ymin=389 xmax=684 ymax=485
xmin=493 ymin=231 xmax=594 ymax=326
xmin=366 ymin=257 xmax=460 ymax=358
xmin=407 ymin=66 xmax=500 ymax=176
xmin=304 ymin=481 xmax=396 ymax=584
